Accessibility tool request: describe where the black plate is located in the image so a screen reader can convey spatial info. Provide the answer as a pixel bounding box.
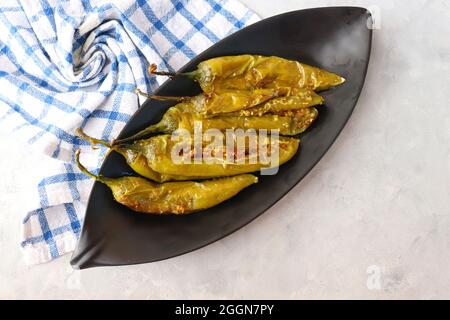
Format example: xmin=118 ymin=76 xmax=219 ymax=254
xmin=71 ymin=7 xmax=372 ymax=269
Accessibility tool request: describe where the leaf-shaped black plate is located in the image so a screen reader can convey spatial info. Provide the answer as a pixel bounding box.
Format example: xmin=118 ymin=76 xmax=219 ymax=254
xmin=71 ymin=7 xmax=372 ymax=269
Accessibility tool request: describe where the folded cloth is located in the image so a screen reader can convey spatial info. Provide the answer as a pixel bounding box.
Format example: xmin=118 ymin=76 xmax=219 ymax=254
xmin=0 ymin=0 xmax=258 ymax=264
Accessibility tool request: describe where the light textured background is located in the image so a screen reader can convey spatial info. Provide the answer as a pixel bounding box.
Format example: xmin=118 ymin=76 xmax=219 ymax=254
xmin=1 ymin=0 xmax=450 ymax=299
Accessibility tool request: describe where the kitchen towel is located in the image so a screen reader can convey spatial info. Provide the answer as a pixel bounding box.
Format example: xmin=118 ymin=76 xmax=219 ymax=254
xmin=0 ymin=0 xmax=258 ymax=264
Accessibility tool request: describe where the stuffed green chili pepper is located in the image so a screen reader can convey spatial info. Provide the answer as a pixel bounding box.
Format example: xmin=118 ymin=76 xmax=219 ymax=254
xmin=228 ymin=90 xmax=323 ymax=117
xmin=194 ymin=108 xmax=318 ymax=136
xmin=120 ymin=87 xmax=322 ymax=143
xmin=77 ymin=129 xmax=300 ymax=182
xmin=75 ymin=150 xmax=257 ymax=215
xmin=115 ymin=105 xmax=318 ymax=143
xmin=136 ymin=86 xmax=319 ymax=117
xmin=150 ymin=54 xmax=345 ymax=93
xmin=77 ymin=129 xmax=196 ymax=182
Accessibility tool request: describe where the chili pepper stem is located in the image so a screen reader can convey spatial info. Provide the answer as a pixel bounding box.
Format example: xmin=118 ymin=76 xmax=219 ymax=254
xmin=134 ymin=88 xmax=190 ymax=102
xmin=112 ymin=125 xmax=161 ymax=145
xmin=76 ymin=128 xmax=112 ymax=148
xmin=75 ymin=149 xmax=106 ymax=183
xmin=148 ymin=63 xmax=197 ymax=79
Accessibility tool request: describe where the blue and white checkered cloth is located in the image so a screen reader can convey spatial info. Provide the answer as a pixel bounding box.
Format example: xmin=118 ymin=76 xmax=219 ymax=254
xmin=0 ymin=0 xmax=258 ymax=264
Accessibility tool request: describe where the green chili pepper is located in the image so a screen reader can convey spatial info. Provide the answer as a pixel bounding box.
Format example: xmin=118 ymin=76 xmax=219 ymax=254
xmin=114 ymin=105 xmax=318 ymax=143
xmin=149 ymin=55 xmax=345 ymax=93
xmin=195 ymin=108 xmax=318 ymax=136
xmin=139 ymin=134 xmax=299 ymax=178
xmin=75 ymin=150 xmax=258 ymax=214
xmin=77 ymin=129 xmax=199 ymax=182
xmin=138 ymin=86 xmax=323 ymax=115
xmin=77 ymin=129 xmax=300 ymax=181
xmin=135 ymin=87 xmax=293 ymax=116
xmin=115 ymin=88 xmax=321 ymax=144
xmin=228 ymin=90 xmax=323 ymax=117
